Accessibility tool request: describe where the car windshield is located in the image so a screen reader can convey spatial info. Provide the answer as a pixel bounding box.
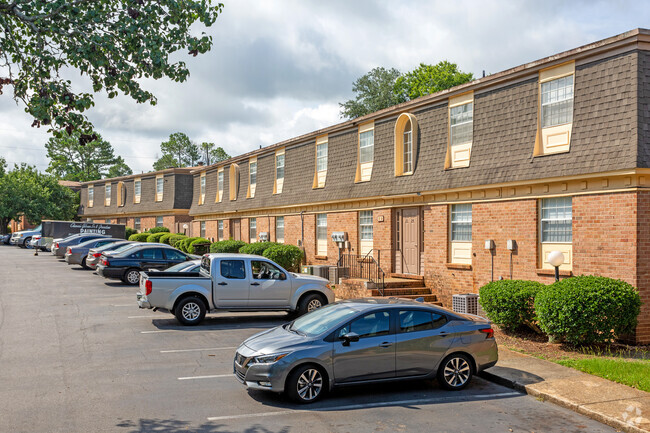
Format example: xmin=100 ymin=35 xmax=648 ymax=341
xmin=289 ymin=304 xmax=359 ymax=337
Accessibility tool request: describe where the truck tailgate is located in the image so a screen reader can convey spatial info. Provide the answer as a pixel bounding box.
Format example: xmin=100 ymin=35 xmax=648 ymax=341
xmin=138 ymin=271 xmax=212 ymax=310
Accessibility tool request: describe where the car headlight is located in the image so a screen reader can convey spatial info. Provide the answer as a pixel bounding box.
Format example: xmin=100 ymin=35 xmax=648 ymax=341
xmin=251 ymin=352 xmax=290 ymax=364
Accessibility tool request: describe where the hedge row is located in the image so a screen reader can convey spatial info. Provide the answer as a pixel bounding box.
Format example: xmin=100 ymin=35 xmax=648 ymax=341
xmin=479 ymin=276 xmax=641 ymax=345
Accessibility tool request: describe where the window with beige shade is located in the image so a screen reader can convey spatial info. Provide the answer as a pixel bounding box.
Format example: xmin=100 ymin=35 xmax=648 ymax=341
xmin=155 ymin=175 xmax=164 ymax=201
xmin=134 ymin=178 xmax=141 ymax=203
xmin=217 ymin=220 xmax=224 ymax=241
xmin=355 ymin=122 xmax=374 ymax=182
xmin=216 ymin=168 xmax=224 ymax=202
xmin=312 ymin=136 xmax=328 ymax=189
xmin=359 ymin=210 xmax=373 ymax=255
xmin=117 ymin=181 xmax=125 ymax=207
xmin=229 ymin=164 xmax=239 ymax=201
xmin=156 ymin=216 xmax=164 ymax=227
xmin=540 ymin=197 xmax=572 ymax=270
xmin=316 ymin=214 xmax=327 ymax=256
xmin=449 ymin=203 xmax=472 ymax=264
xmin=275 ymin=216 xmax=284 ymax=243
xmin=104 ymin=183 xmax=111 ymax=206
xmin=88 ymin=185 xmax=94 ymax=207
xmin=394 ymin=113 xmax=418 ymax=176
xmin=199 ymin=172 xmax=206 ymax=204
xmin=247 ymin=158 xmax=257 ymax=198
xmin=535 ymin=61 xmax=575 ymax=156
xmin=273 ymin=149 xmax=285 ymax=194
xmin=249 ymin=217 xmax=257 ymax=242
xmin=445 ymin=92 xmax=474 ymax=169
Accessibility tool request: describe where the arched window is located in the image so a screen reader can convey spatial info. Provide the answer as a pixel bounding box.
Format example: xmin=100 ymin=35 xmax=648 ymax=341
xmin=394 ymin=113 xmax=418 ymax=176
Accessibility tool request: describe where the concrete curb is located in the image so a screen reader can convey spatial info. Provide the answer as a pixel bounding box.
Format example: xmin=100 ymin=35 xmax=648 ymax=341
xmin=478 ymin=370 xmax=648 ymax=433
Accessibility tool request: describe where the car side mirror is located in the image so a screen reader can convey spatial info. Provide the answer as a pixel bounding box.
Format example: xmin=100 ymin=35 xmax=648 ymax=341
xmin=340 ymin=332 xmax=360 ymax=346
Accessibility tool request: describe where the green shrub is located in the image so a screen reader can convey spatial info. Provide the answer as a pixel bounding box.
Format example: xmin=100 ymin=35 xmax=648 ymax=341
xmin=187 ymin=238 xmax=211 ymax=255
xmin=239 ymin=242 xmax=278 ymax=256
xmin=146 ymin=232 xmax=167 ymax=243
xmin=128 ymin=233 xmax=150 ymax=242
xmin=159 ymin=233 xmax=174 ymax=245
xmin=479 ymin=280 xmax=545 ymax=332
xmin=148 ymin=226 xmax=170 ymax=234
xmin=535 ymin=276 xmax=641 ymax=345
xmin=178 ymin=237 xmax=202 ymax=253
xmin=262 ymin=244 xmax=304 ymax=272
xmin=168 ymin=234 xmax=187 ymax=248
xmin=209 ymin=240 xmax=247 ymax=253
xmin=125 ymin=227 xmax=137 ymax=239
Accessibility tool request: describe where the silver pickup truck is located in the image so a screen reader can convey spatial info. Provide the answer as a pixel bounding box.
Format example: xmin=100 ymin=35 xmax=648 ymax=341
xmin=137 ymin=253 xmax=335 ymax=325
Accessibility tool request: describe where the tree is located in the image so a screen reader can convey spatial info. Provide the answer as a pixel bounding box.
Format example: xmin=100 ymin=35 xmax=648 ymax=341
xmin=0 ymin=1 xmax=223 ymax=140
xmin=106 ymin=156 xmax=133 ymax=179
xmin=394 ymin=61 xmax=474 ymax=102
xmin=339 ymin=61 xmax=474 ymax=119
xmin=45 ymin=131 xmax=130 ymax=181
xmin=0 ymin=164 xmax=78 ymax=234
xmin=153 ymin=132 xmax=200 ymax=169
xmin=339 ymin=67 xmax=402 ymax=119
xmin=199 ymin=142 xmax=230 ymax=165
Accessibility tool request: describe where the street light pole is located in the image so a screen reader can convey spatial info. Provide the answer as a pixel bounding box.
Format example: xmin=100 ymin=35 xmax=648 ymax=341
xmin=547 ymin=251 xmax=565 ymax=283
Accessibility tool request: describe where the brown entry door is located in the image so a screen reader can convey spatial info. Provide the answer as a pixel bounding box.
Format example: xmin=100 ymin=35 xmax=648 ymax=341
xmin=231 ymin=219 xmax=241 ymax=241
xmin=401 ymin=208 xmax=420 ymax=275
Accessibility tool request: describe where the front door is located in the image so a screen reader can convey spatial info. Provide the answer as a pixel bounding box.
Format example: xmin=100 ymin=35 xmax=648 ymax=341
xmin=248 ymin=260 xmax=292 ymax=307
xmin=332 ymin=310 xmax=395 ymax=383
xmin=231 ymin=219 xmax=241 ymax=241
xmin=401 ymin=208 xmax=420 ymax=274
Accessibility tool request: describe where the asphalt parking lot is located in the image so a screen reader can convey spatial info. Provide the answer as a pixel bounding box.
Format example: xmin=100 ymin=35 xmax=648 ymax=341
xmin=0 ymin=246 xmax=616 ymax=432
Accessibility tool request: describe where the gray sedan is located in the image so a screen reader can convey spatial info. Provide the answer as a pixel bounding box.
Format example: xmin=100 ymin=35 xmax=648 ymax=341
xmin=86 ymin=241 xmax=138 ymax=269
xmin=234 ymin=298 xmax=497 ymax=403
xmin=64 ymin=237 xmax=126 ymax=269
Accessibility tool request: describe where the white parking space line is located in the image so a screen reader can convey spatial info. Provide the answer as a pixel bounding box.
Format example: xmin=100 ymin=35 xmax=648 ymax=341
xmin=140 ymin=330 xmax=176 ymax=334
xmin=112 ymin=304 xmax=136 ymax=307
xmin=178 ymin=374 xmax=233 ymax=380
xmin=128 ymin=315 xmax=158 ymax=319
xmin=160 ymin=347 xmax=237 ymax=353
xmin=206 ymin=392 xmax=522 ymax=421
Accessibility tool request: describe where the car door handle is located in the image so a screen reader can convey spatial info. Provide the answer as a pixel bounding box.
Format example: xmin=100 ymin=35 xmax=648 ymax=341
xmin=378 ymin=342 xmax=393 ymax=348
xmin=439 ymin=332 xmax=449 ymax=337
xmin=251 ymin=282 xmax=260 ymax=286
xmin=217 ymin=282 xmax=228 ymax=286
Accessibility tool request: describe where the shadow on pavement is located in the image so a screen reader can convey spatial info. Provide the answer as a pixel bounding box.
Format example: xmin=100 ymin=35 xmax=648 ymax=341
xmin=149 ymin=313 xmax=289 ymax=332
xmin=116 ymin=419 xmax=289 ymax=433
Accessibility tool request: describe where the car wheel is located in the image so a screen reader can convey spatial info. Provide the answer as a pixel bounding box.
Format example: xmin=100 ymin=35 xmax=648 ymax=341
xmin=22 ymin=237 xmax=32 ymax=249
xmin=437 ymin=353 xmax=473 ymax=391
xmin=81 ymin=257 xmax=89 ymax=270
xmin=123 ymin=268 xmax=141 ymax=285
xmin=174 ymin=296 xmax=206 ymax=326
xmin=297 ymin=293 xmax=326 ymax=316
xmin=287 ymin=364 xmax=326 ymax=404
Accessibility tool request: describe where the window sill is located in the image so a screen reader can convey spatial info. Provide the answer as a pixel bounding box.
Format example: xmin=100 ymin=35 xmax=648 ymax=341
xmin=314 ymin=255 xmax=328 ymax=260
xmin=536 ymin=268 xmax=572 ymax=277
xmin=396 ymin=171 xmax=414 ymax=177
xmin=446 ymin=263 xmax=472 ymax=270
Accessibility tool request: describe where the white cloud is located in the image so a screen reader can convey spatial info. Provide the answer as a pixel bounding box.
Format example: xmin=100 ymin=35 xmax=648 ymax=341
xmin=1 ymin=0 xmax=648 ymax=174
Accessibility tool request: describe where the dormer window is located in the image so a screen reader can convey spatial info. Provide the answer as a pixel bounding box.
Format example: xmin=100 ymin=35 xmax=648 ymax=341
xmin=394 ymin=113 xmax=418 ymax=176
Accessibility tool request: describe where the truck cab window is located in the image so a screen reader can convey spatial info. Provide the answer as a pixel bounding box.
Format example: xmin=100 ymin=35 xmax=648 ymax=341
xmin=251 ymin=261 xmax=285 ymax=280
xmin=220 ymin=260 xmax=246 ymax=279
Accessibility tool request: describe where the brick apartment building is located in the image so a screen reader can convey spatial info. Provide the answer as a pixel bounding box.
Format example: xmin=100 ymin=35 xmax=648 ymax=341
xmin=78 ymin=168 xmax=194 ymax=233
xmin=78 ymin=29 xmax=650 ymax=342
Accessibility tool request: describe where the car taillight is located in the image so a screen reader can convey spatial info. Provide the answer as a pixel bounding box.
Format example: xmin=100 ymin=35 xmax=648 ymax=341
xmin=145 ymin=280 xmax=152 ymax=296
xmin=93 ymin=253 xmax=102 ymax=257
xmin=479 ymin=328 xmax=494 ymax=339
xmin=101 ymin=258 xmax=109 ymax=266
xmin=55 ymin=242 xmax=59 ymax=248
xmin=67 ymin=247 xmax=71 ymax=253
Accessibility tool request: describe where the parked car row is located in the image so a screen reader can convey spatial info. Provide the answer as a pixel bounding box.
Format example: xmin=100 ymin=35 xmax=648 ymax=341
xmin=4 ymin=229 xmax=498 ymax=405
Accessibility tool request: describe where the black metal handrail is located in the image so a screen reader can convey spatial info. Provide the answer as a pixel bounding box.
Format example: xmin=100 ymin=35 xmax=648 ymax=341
xmin=337 ymin=249 xmax=386 ymax=296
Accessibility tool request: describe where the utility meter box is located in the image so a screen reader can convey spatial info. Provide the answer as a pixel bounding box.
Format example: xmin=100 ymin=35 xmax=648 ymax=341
xmin=331 ymin=232 xmax=347 ymax=243
xmin=258 ymin=232 xmax=269 ymax=242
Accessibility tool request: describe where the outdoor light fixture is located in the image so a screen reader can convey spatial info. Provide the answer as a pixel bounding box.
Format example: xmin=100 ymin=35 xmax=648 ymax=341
xmin=548 ymin=250 xmax=565 ymax=282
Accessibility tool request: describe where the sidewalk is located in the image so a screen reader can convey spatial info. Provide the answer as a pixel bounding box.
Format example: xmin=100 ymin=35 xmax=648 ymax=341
xmin=480 ymin=348 xmax=650 ymax=433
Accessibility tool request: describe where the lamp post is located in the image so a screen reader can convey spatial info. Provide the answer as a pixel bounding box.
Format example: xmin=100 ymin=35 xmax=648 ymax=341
xmin=182 ymin=223 xmax=188 ymax=236
xmin=548 ymin=251 xmax=565 ymax=282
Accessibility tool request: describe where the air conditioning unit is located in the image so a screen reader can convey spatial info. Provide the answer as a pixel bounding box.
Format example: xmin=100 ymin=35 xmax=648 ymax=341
xmin=328 ymin=266 xmax=340 ymax=284
xmin=311 ymin=265 xmax=329 ymax=279
xmin=452 ymin=293 xmax=479 ymax=315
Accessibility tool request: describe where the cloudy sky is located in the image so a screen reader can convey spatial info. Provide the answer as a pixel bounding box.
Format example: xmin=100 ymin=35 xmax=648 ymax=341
xmin=1 ymin=0 xmax=649 ymax=174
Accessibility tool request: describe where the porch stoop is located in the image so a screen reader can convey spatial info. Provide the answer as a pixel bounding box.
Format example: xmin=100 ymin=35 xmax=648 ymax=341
xmin=336 ymin=276 xmax=442 ymax=306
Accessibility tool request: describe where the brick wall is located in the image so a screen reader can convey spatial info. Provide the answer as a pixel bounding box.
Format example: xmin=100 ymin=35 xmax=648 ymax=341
xmin=637 ymin=190 xmax=650 ymax=343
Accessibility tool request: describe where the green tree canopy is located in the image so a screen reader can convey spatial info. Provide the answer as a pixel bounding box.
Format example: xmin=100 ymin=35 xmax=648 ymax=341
xmin=0 ymin=1 xmax=223 ymax=139
xmin=339 ymin=61 xmax=474 ymax=119
xmin=0 ymin=164 xmax=78 ymax=234
xmin=339 ymin=67 xmax=402 ymax=119
xmin=200 ymin=142 xmax=230 ymax=165
xmin=153 ymin=132 xmax=200 ymax=169
xmin=394 ymin=61 xmax=474 ymax=102
xmin=106 ymin=156 xmax=133 ymax=179
xmin=45 ymin=132 xmax=131 ymax=181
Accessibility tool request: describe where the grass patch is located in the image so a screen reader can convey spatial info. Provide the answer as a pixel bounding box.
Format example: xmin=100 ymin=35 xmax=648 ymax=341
xmin=556 ymin=357 xmax=650 ymax=392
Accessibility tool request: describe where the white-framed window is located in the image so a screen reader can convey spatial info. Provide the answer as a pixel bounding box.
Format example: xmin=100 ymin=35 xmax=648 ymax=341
xmin=316 ymin=214 xmax=327 ymax=256
xmin=217 ymin=220 xmax=224 ymax=241
xmin=403 ymin=120 xmax=413 ymax=174
xmin=248 ymin=160 xmax=257 ymax=198
xmin=450 ymin=204 xmax=472 ymax=241
xmin=359 ymin=130 xmax=374 ymax=164
xmin=200 ymin=221 xmax=206 ymax=238
xmin=134 ymin=217 xmax=141 ymax=232
xmin=134 ymin=179 xmax=141 ymax=203
xmin=156 ymin=216 xmax=164 ymax=227
xmin=88 ymin=185 xmax=94 ymax=207
xmin=275 ymin=216 xmax=284 ymax=243
xmin=156 ymin=175 xmax=164 ymax=201
xmin=250 ymin=161 xmax=257 ymax=185
xmin=360 ymin=211 xmax=373 ymax=241
xmin=317 ymin=142 xmax=328 ymax=172
xmin=541 ymin=76 xmax=574 ymax=128
xmin=105 ymin=184 xmax=111 ymax=206
xmin=217 ymin=169 xmax=224 ymax=202
xmin=450 ymin=103 xmax=473 ymax=147
xmin=249 ymin=218 xmax=257 ymax=242
xmin=105 ymin=219 xmax=111 ymax=223
xmin=276 ymin=154 xmax=285 ymax=180
xmin=541 ymin=197 xmax=572 ymax=242
xmin=199 ymin=173 xmax=206 ymax=204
